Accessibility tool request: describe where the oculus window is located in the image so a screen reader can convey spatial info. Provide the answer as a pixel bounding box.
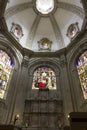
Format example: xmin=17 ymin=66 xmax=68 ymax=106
xmin=0 ymin=50 xmax=14 ymax=99
xmin=32 ymin=66 xmax=56 ymax=89
xmin=36 ymin=0 xmax=54 ymax=14
xmin=76 ymin=51 xmax=87 ymax=99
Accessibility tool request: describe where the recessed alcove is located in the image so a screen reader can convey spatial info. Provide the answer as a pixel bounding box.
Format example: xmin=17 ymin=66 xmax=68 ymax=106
xmin=23 ymin=89 xmax=63 ymax=129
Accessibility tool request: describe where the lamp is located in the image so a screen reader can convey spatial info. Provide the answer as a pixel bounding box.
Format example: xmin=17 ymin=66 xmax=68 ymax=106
xmin=13 ymin=114 xmax=19 ymax=125
xmin=25 ymin=120 xmax=29 ymax=130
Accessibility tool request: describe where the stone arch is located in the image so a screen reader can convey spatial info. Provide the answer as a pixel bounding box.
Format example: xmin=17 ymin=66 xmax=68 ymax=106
xmin=27 ymin=58 xmax=62 ymax=99
xmin=67 ymin=40 xmax=87 ymax=111
xmin=0 ymin=38 xmax=23 ymax=123
xmin=28 ymin=58 xmax=61 ymax=75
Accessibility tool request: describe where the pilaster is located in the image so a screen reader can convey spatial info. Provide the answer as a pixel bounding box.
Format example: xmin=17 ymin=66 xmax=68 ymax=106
xmin=11 ymin=56 xmax=29 ymax=126
xmin=60 ymin=54 xmax=73 ymax=126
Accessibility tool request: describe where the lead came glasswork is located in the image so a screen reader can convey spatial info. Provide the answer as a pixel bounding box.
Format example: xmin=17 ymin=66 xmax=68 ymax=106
xmin=76 ymin=51 xmax=87 ymax=99
xmin=0 ymin=50 xmax=13 ymax=99
xmin=32 ymin=66 xmax=56 ymax=89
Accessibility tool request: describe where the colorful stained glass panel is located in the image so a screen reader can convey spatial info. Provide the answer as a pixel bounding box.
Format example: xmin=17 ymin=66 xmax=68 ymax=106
xmin=0 ymin=50 xmax=13 ymax=99
xmin=32 ymin=66 xmax=56 ymax=89
xmin=76 ymin=51 xmax=87 ymax=99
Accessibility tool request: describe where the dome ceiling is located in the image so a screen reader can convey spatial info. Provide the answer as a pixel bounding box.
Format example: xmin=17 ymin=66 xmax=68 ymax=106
xmin=4 ymin=0 xmax=85 ymax=52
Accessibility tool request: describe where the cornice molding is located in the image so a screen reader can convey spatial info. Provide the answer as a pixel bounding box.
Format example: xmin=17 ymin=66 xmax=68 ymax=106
xmin=5 ymin=1 xmax=85 ymax=19
xmin=5 ymin=2 xmax=33 ymax=19
xmin=57 ymin=2 xmax=84 ymax=19
xmin=0 ymin=0 xmax=7 ymax=18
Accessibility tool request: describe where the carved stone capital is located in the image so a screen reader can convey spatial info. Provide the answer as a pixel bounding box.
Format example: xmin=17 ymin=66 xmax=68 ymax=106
xmin=60 ymin=55 xmax=67 ymax=68
xmin=21 ymin=56 xmax=29 ymax=67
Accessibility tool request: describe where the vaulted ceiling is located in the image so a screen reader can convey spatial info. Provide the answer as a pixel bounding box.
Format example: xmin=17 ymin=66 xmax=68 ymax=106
xmin=0 ymin=0 xmax=86 ymax=52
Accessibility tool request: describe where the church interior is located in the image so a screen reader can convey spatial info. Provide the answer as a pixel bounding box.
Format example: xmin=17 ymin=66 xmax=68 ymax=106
xmin=0 ymin=0 xmax=87 ymax=130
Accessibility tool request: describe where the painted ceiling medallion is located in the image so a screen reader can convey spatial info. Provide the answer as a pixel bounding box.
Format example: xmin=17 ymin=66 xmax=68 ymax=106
xmin=10 ymin=23 xmax=24 ymax=41
xmin=38 ymin=38 xmax=52 ymax=50
xmin=67 ymin=22 xmax=79 ymax=40
xmin=36 ymin=0 xmax=54 ymax=14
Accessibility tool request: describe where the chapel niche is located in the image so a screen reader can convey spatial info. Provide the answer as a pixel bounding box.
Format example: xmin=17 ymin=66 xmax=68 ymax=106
xmin=23 ymin=65 xmax=63 ymax=130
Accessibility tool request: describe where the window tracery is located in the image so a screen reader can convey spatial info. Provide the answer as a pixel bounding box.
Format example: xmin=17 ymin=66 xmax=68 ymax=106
xmin=32 ymin=66 xmax=56 ymax=89
xmin=0 ymin=50 xmax=14 ymax=99
xmin=76 ymin=51 xmax=87 ymax=99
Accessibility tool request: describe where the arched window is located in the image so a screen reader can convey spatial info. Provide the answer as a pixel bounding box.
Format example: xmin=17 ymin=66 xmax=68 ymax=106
xmin=32 ymin=66 xmax=56 ymax=89
xmin=0 ymin=50 xmax=14 ymax=99
xmin=75 ymin=51 xmax=87 ymax=99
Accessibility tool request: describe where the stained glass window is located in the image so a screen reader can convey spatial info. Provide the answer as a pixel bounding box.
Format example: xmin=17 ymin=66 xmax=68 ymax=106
xmin=32 ymin=66 xmax=56 ymax=89
xmin=75 ymin=51 xmax=87 ymax=99
xmin=0 ymin=50 xmax=14 ymax=99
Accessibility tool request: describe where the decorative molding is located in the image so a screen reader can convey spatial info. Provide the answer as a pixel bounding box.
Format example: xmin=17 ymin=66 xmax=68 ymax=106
xmin=21 ymin=56 xmax=29 ymax=67
xmin=57 ymin=2 xmax=84 ymax=19
xmin=5 ymin=1 xmax=84 ymax=20
xmin=0 ymin=18 xmax=7 ymax=31
xmin=81 ymin=0 xmax=87 ymax=16
xmin=50 ymin=14 xmax=65 ymax=48
xmin=0 ymin=0 xmax=7 ymax=17
xmin=5 ymin=2 xmax=33 ymax=19
xmin=81 ymin=18 xmax=87 ymax=31
xmin=0 ymin=33 xmax=8 ymax=41
xmin=28 ymin=58 xmax=61 ymax=78
xmin=27 ymin=15 xmax=41 ymax=48
xmin=0 ymin=34 xmax=23 ymax=66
